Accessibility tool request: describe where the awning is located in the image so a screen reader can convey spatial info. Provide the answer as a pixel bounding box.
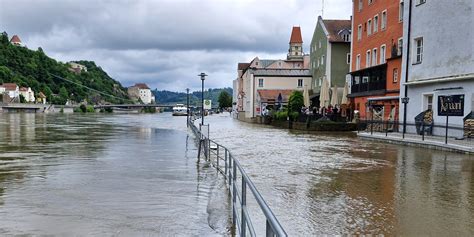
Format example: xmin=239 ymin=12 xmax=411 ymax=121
xmin=257 ymin=89 xmax=293 ymax=103
xmin=309 ymin=93 xmax=320 ymax=99
xmin=367 ymin=96 xmax=399 ymax=101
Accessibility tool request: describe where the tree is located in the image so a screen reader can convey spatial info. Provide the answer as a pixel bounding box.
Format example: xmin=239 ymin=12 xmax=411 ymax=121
xmin=288 ymin=90 xmax=304 ymax=113
xmin=218 ymin=91 xmax=232 ymax=109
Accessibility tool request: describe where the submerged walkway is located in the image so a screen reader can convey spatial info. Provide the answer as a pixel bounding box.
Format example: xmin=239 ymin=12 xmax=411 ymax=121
xmin=358 ymin=131 xmax=473 ymax=154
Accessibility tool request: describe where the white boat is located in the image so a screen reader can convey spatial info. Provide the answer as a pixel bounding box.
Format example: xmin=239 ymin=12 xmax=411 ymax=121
xmin=172 ymin=104 xmax=188 ymax=116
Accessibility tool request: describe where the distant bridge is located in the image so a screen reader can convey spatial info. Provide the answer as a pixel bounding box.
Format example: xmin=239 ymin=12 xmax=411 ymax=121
xmin=93 ymin=104 xmax=175 ymax=109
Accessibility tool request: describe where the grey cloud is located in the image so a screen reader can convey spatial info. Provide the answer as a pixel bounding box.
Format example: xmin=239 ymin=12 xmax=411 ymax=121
xmin=1 ymin=0 xmax=351 ymax=91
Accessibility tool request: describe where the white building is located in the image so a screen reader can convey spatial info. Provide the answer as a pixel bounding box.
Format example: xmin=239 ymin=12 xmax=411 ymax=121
xmin=1 ymin=83 xmax=19 ymax=102
xmin=400 ymin=0 xmax=474 ymax=137
xmin=128 ymin=83 xmax=154 ymax=104
xmin=236 ymin=27 xmax=312 ymax=120
xmin=68 ymin=62 xmax=88 ymax=74
xmin=19 ymin=87 xmax=35 ymax=103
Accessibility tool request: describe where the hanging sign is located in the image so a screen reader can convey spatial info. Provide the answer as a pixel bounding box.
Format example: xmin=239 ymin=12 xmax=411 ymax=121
xmin=437 ymin=94 xmax=464 ymax=116
xmin=203 ymin=100 xmax=212 ymax=110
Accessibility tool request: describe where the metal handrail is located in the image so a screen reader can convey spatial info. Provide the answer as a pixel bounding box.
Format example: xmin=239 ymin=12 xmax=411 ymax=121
xmin=188 ymin=116 xmax=287 ymax=237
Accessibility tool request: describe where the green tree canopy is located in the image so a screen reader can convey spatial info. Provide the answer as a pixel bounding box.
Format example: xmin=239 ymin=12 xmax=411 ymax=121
xmin=288 ymin=90 xmax=304 ymax=113
xmin=217 ymin=91 xmax=232 ymax=109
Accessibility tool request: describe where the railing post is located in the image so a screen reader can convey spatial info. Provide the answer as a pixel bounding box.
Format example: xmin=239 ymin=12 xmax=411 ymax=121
xmin=232 ymin=160 xmax=237 ymax=228
xmin=385 ymin=120 xmax=389 ymax=137
xmin=445 ymin=115 xmax=449 ymax=144
xmin=266 ymin=220 xmax=275 ymax=237
xmin=422 ymin=121 xmax=425 ymax=141
xmin=241 ymin=177 xmax=247 ymax=237
xmin=224 ymin=149 xmax=228 ymax=177
xmin=216 ymin=144 xmax=219 ymax=169
xmin=370 ymin=120 xmax=373 ymax=135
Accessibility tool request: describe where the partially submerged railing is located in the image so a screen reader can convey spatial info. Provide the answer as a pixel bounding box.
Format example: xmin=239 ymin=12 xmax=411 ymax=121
xmin=188 ymin=116 xmax=287 ymax=237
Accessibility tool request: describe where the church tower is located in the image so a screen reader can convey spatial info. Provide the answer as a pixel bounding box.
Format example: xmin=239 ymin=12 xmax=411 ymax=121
xmin=287 ymin=26 xmax=304 ymax=61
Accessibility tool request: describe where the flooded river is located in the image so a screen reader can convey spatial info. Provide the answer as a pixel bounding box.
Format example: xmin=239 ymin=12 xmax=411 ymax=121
xmin=205 ymin=113 xmax=474 ymax=236
xmin=0 ymin=112 xmax=473 ymax=236
xmin=0 ymin=113 xmax=230 ymax=236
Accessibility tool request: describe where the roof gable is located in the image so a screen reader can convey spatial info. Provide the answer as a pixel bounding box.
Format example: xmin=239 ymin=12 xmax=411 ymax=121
xmin=289 ymin=26 xmax=303 ymax=44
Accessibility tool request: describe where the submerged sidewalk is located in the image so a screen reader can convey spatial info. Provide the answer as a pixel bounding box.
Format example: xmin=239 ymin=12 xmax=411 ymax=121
xmin=358 ymin=131 xmax=473 ymax=154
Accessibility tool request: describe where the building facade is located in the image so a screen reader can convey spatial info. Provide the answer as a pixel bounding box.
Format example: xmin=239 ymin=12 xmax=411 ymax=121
xmin=310 ymin=16 xmax=351 ymax=106
xmin=128 ymin=83 xmax=154 ymax=104
xmin=19 ymin=87 xmax=35 ymax=102
xmin=236 ymin=27 xmax=311 ymax=120
xmin=349 ymin=0 xmax=404 ymax=120
xmin=400 ymin=0 xmax=474 ymax=137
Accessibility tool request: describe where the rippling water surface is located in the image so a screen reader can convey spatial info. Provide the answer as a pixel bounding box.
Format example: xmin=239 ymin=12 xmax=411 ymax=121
xmin=0 ymin=113 xmax=231 ymax=236
xmin=205 ymin=113 xmax=474 ymax=236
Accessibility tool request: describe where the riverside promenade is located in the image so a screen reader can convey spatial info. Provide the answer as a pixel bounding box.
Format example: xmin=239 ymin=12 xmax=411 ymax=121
xmin=358 ymin=131 xmax=473 ymax=154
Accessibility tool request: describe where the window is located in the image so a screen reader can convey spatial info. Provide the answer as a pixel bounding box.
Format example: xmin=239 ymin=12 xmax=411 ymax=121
xmin=416 ymin=0 xmax=426 ymax=6
xmin=381 ymin=11 xmax=387 ymax=30
xmin=368 ymin=0 xmax=373 ymax=5
xmin=358 ymin=0 xmax=363 ymax=11
xmin=362 ymin=76 xmax=369 ymax=83
xmin=393 ymin=68 xmax=399 ymax=83
xmin=318 ymin=78 xmax=322 ymax=86
xmin=373 ymin=15 xmax=379 ymax=33
xmin=317 ymin=58 xmax=320 ymax=67
xmin=321 ymin=55 xmax=325 ymax=65
xmin=366 ymin=50 xmax=371 ymax=68
xmin=258 ymin=78 xmax=264 ymax=87
xmin=367 ymin=19 xmax=372 ymax=35
xmin=372 ymin=48 xmax=377 ymax=66
xmin=399 ymin=0 xmax=404 ymax=22
xmin=424 ymin=94 xmax=433 ymax=110
xmin=356 ymin=54 xmax=361 ymax=70
xmin=319 ymin=40 xmax=322 ymax=48
xmin=398 ymin=38 xmax=403 ymax=56
xmin=347 ymin=53 xmax=351 ymax=64
xmin=380 ymin=45 xmax=386 ymax=64
xmin=414 ymin=37 xmax=423 ymax=63
xmin=256 ymin=62 xmax=259 ymax=66
xmin=297 ymin=79 xmax=303 ymax=88
xmin=357 ymin=24 xmax=362 ymax=40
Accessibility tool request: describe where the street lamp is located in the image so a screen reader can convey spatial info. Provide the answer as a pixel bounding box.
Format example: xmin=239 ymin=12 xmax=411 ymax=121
xmin=198 ymin=72 xmax=207 ymax=125
xmin=401 ymin=97 xmax=410 ymax=137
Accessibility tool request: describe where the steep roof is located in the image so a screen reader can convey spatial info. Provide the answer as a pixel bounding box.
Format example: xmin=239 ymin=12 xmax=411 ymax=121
xmin=289 ymin=26 xmax=303 ymax=44
xmin=322 ymin=19 xmax=352 ymax=42
xmin=133 ymin=83 xmax=150 ymax=90
xmin=1 ymin=83 xmax=18 ymax=91
xmin=238 ymin=63 xmax=250 ymax=70
xmin=10 ymin=35 xmax=21 ymax=44
xmin=38 ymin=92 xmax=46 ymax=98
xmin=19 ymin=87 xmax=28 ymax=92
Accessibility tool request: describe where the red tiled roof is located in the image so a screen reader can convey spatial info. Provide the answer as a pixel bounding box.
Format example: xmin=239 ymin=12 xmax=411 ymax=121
xmin=289 ymin=26 xmax=303 ymax=44
xmin=238 ymin=63 xmax=250 ymax=70
xmin=133 ymin=83 xmax=150 ymax=89
xmin=38 ymin=92 xmax=46 ymax=98
xmin=1 ymin=83 xmax=18 ymax=91
xmin=19 ymin=87 xmax=28 ymax=92
xmin=258 ymin=89 xmax=294 ymax=102
xmin=10 ymin=35 xmax=21 ymax=43
xmin=323 ymin=20 xmax=352 ymax=42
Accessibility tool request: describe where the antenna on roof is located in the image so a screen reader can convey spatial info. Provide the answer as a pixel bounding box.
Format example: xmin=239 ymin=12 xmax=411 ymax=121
xmin=321 ymin=0 xmax=325 ymax=17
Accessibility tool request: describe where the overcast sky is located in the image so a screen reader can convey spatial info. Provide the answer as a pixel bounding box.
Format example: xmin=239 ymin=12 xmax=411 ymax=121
xmin=0 ymin=0 xmax=351 ymax=92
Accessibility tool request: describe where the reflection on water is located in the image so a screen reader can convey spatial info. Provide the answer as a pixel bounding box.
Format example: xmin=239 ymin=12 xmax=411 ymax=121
xmin=206 ymin=113 xmax=474 ymax=236
xmin=0 ymin=113 xmax=230 ymax=236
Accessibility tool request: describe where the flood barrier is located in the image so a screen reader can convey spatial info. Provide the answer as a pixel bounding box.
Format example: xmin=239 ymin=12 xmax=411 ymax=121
xmin=188 ymin=117 xmax=287 ymax=237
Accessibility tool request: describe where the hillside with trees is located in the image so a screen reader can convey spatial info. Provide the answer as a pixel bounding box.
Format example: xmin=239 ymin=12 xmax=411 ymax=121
xmin=0 ymin=32 xmax=129 ymax=104
xmin=152 ymin=88 xmax=233 ymax=107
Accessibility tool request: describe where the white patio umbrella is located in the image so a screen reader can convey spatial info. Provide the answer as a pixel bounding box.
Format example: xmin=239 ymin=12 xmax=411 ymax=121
xmin=330 ymin=85 xmax=339 ymax=106
xmin=319 ymin=78 xmax=330 ymax=107
xmin=303 ymin=84 xmax=310 ymax=107
xmin=341 ymin=81 xmax=349 ymax=105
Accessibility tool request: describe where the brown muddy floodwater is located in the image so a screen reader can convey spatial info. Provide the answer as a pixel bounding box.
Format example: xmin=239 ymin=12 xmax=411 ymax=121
xmin=205 ymin=113 xmax=474 ymax=236
xmin=0 ymin=113 xmax=231 ymax=236
xmin=0 ymin=112 xmax=473 ymax=236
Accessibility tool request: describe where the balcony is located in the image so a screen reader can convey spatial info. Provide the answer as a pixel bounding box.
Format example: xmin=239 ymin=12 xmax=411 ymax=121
xmin=349 ymin=63 xmax=387 ymax=97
